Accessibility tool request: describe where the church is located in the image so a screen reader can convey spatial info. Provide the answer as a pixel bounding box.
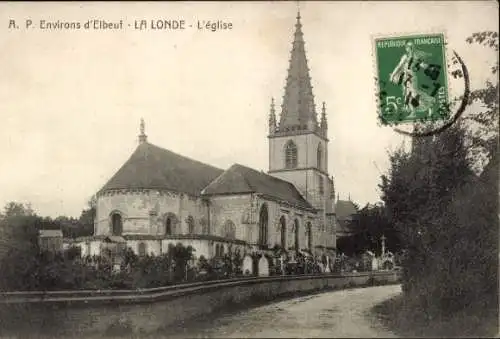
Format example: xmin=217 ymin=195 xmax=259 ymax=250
xmin=77 ymin=13 xmax=343 ymax=272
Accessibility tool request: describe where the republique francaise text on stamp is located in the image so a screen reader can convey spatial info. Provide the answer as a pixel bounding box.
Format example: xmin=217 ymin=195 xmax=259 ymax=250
xmin=374 ymin=33 xmax=449 ymax=125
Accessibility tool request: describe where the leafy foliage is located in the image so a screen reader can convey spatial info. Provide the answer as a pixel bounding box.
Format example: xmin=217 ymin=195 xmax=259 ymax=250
xmin=463 ymin=31 xmax=499 ymax=171
xmin=0 ymin=242 xmax=197 ymax=291
xmin=379 ymin=40 xmax=498 ymax=320
xmin=337 ymin=203 xmax=402 ymax=256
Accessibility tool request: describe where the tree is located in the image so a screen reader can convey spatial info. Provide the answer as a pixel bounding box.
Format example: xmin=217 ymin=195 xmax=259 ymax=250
xmin=337 ymin=203 xmax=401 ymax=256
xmin=0 ymin=202 xmax=42 ymax=290
xmin=0 ymin=202 xmax=40 ymax=248
xmin=379 ymin=29 xmax=498 ymax=320
xmin=168 ymin=243 xmax=194 ymax=282
xmin=1 ymin=202 xmax=34 ymax=218
xmin=463 ymin=31 xmax=499 ymax=171
xmin=380 ymin=122 xmax=473 ymax=300
xmin=77 ymin=195 xmax=96 ymax=237
xmin=79 ymin=195 xmax=96 ymax=227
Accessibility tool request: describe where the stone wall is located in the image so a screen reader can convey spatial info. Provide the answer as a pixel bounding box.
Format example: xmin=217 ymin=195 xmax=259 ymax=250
xmin=0 ymin=271 xmax=400 ymax=337
xmin=210 ymin=194 xmax=253 ymax=240
xmin=96 ymin=189 xmax=206 ymax=237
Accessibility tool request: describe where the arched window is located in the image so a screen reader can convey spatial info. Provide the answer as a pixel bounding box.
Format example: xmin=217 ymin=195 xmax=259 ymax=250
xmin=294 ymin=219 xmax=300 ymax=251
xmin=111 ymin=213 xmax=123 ymax=236
xmin=259 ymin=204 xmax=269 ymax=247
xmin=306 ymin=222 xmax=313 ymax=250
xmin=317 ymin=143 xmax=323 ymax=170
xmin=319 ymin=175 xmax=324 ymax=195
xmin=200 ymin=218 xmax=208 ymax=235
xmin=186 ymin=216 xmax=195 ymax=234
xmin=138 ymin=242 xmax=147 ymax=257
xmin=285 ymin=140 xmax=298 ymax=169
xmin=223 ymin=220 xmax=236 ymax=239
xmin=165 ymin=217 xmax=172 ymax=235
xmin=279 ymin=216 xmax=287 ymax=248
xmin=215 ymin=244 xmax=224 ymax=257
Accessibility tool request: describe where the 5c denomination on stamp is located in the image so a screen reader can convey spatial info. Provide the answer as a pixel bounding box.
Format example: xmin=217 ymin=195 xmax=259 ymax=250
xmin=374 ymin=33 xmax=449 ymax=125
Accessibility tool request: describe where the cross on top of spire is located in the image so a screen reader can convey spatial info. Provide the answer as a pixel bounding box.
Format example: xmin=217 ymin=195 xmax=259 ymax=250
xmin=139 ymin=118 xmax=148 ymax=144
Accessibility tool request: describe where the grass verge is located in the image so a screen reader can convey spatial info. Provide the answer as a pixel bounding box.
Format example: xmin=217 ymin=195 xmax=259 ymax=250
xmin=372 ymin=294 xmax=498 ymax=338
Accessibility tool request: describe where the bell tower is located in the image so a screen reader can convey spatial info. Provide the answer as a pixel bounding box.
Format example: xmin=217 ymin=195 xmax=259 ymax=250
xmin=268 ymin=11 xmax=333 ymax=210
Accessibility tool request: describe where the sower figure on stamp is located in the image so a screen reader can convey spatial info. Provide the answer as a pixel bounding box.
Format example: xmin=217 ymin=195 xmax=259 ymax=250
xmin=389 ymin=41 xmax=436 ymax=118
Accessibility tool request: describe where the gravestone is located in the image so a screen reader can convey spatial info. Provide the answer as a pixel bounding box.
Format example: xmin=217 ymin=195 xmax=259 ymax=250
xmin=317 ymin=262 xmax=325 ymax=273
xmin=258 ymin=256 xmax=270 ymax=276
xmin=242 ymin=255 xmax=253 ymax=275
xmin=325 ymin=256 xmax=331 ymax=273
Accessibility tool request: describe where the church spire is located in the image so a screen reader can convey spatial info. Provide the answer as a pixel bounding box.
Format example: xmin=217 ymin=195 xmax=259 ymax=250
xmin=278 ymin=11 xmax=317 ymax=132
xmin=269 ymin=97 xmax=277 ymax=134
xmin=138 ymin=118 xmax=147 ymax=144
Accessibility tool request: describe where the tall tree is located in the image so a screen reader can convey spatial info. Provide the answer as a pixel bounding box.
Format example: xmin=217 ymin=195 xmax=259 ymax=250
xmin=380 ymin=123 xmax=473 ymax=298
xmin=77 ymin=195 xmax=96 ymax=237
xmin=464 ymin=31 xmax=499 ymax=170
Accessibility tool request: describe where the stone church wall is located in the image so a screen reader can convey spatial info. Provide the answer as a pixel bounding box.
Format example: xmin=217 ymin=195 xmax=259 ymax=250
xmin=208 ymin=194 xmax=317 ymax=249
xmin=127 ymin=240 xmax=162 ymax=256
xmin=209 ymin=194 xmax=254 ymax=241
xmin=95 ymin=189 xmax=207 ymax=237
xmin=254 ymin=197 xmax=317 ymax=251
xmin=161 ymin=239 xmax=212 ymax=259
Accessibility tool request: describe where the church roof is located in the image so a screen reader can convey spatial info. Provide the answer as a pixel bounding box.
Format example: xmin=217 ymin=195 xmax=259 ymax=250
xmin=278 ymin=12 xmax=318 ymax=131
xmin=98 ymin=142 xmax=224 ymax=196
xmin=335 ymin=199 xmax=358 ymax=220
xmin=202 ymin=164 xmax=314 ymax=210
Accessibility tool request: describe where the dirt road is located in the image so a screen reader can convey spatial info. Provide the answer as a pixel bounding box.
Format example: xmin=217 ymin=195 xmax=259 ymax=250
xmin=165 ymin=284 xmax=402 ymax=338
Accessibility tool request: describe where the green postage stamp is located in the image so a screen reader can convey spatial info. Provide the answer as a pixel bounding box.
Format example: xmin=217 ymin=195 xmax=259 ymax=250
xmin=374 ymin=33 xmax=449 ymax=125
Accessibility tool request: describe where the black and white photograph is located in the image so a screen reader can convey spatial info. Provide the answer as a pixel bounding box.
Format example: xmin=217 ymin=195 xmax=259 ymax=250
xmin=0 ymin=2 xmax=498 ymax=338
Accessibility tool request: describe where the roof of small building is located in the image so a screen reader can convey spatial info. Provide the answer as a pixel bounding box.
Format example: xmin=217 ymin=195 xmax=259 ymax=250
xmin=202 ymin=164 xmax=314 ymax=210
xmin=99 ymin=142 xmax=224 ymax=196
xmin=335 ymin=199 xmax=358 ymax=220
xmin=335 ymin=218 xmax=356 ymax=237
xmin=39 ymin=229 xmax=63 ymax=237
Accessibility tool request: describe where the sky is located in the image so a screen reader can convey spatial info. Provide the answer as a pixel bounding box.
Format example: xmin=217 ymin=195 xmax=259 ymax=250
xmin=0 ymin=1 xmax=498 ymax=218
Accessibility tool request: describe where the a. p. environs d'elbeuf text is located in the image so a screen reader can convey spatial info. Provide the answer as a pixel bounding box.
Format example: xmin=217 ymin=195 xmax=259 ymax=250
xmin=9 ymin=18 xmax=233 ymax=32
xmin=8 ymin=18 xmax=234 ymax=32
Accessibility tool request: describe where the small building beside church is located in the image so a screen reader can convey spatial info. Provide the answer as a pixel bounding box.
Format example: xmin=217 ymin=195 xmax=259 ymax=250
xmin=335 ymin=198 xmax=359 ymax=238
xmin=38 ymin=229 xmax=64 ymax=253
xmin=76 ymin=12 xmax=340 ymax=272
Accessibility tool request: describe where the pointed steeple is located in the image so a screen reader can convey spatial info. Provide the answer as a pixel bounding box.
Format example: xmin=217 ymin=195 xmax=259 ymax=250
xmin=320 ymin=101 xmax=328 ymax=136
xmin=138 ymin=118 xmax=147 ymax=144
xmin=269 ymin=97 xmax=277 ymax=134
xmin=278 ymin=11 xmax=317 ymax=132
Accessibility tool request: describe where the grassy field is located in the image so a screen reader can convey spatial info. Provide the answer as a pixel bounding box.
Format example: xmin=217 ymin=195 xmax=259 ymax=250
xmin=372 ymin=294 xmax=499 ymax=338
